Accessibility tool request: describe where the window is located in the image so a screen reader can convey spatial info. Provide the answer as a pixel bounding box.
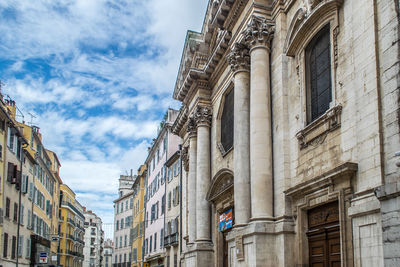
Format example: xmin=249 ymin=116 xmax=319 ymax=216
xmin=116 ymin=220 xmax=119 ymax=231
xmin=145 ymin=239 xmax=148 ymax=254
xmin=121 ymin=219 xmax=124 ymax=229
xmin=221 ymin=88 xmax=234 ymax=152
xmin=3 ymin=233 xmax=8 ymax=257
xmin=174 ymin=254 xmax=178 ymax=267
xmin=161 ymin=195 xmax=165 ymax=215
xmin=160 ymin=228 xmax=164 ymax=248
xmin=124 ymin=235 xmax=127 ymax=247
xmin=116 ymin=203 xmax=119 ymax=214
xmin=11 ymin=236 xmax=16 ymax=259
xmin=120 ymin=202 xmax=123 ymax=213
xmin=168 ymin=192 xmax=171 ymax=210
xmin=120 ymin=236 xmax=122 ymax=248
xmin=149 ymin=236 xmax=152 ymax=253
xmin=154 ymin=233 xmax=157 ymax=251
xmin=133 ymin=248 xmax=137 ymax=262
xmin=114 ymin=255 xmax=117 ymax=264
xmin=26 ymin=238 xmax=31 ymax=258
xmin=306 ymin=24 xmax=332 ymax=123
xmin=14 ymin=203 xmax=18 ymax=221
xmin=5 ymin=197 xmax=10 ymax=218
xmin=18 ymin=236 xmax=23 ymax=257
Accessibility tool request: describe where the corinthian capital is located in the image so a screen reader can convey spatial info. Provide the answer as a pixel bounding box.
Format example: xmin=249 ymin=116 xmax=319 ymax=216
xmin=194 ymin=105 xmax=212 ymax=127
xmin=227 ymin=42 xmax=250 ymax=73
xmin=187 ymin=117 xmax=197 ymax=137
xmin=243 ymin=15 xmax=275 ymax=50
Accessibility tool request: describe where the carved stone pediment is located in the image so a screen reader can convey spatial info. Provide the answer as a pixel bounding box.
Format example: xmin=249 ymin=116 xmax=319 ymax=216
xmin=284 ymin=0 xmax=343 ymax=57
xmin=206 ymin=168 xmax=234 ymax=202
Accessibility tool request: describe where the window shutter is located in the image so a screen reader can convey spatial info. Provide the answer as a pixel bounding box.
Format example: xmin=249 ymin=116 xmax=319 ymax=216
xmin=7 ymin=162 xmax=14 ymax=182
xmin=20 ymin=204 xmax=24 ymax=225
xmin=18 ymin=236 xmax=23 ymax=257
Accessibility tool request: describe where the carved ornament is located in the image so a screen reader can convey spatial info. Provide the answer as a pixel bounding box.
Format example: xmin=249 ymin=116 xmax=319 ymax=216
xmin=194 ymin=105 xmax=212 ymax=127
xmin=243 ymin=15 xmax=275 ymax=50
xmin=296 ymin=104 xmax=342 ymax=149
xmin=227 ymin=42 xmax=250 ymax=73
xmin=181 ymin=146 xmax=189 ymax=172
xmin=186 ymin=117 xmax=197 ymax=137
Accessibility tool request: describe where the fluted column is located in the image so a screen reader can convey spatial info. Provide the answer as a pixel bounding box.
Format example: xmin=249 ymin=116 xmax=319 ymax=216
xmin=187 ymin=117 xmax=197 ymax=243
xmin=227 ymin=43 xmax=251 ymax=226
xmin=244 ymin=15 xmax=275 ymax=220
xmin=195 ymin=105 xmax=212 ymax=241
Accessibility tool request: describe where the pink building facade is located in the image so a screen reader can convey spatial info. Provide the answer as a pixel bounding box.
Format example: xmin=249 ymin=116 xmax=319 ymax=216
xmin=144 ymin=109 xmax=181 ymax=267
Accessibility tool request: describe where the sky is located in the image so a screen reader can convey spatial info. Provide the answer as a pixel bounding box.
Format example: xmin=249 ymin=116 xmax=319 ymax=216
xmin=0 ymin=0 xmax=209 ymax=239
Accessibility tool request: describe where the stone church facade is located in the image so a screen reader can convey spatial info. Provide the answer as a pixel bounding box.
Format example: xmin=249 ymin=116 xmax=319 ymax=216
xmin=171 ymin=0 xmax=400 ymax=266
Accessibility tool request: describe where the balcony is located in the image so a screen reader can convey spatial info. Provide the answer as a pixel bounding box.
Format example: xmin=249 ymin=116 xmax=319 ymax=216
xmin=170 ymin=232 xmax=178 ymax=246
xmin=66 ymin=234 xmax=75 ymax=241
xmin=67 ymin=218 xmax=76 ymax=226
xmin=59 ymin=216 xmax=64 ymax=222
xmin=164 ymin=235 xmax=170 ymax=247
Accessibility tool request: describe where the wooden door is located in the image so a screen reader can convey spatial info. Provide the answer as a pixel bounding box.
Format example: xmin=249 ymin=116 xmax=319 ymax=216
xmin=307 ymin=202 xmax=341 ymax=267
xmin=223 ymin=231 xmax=229 ymax=267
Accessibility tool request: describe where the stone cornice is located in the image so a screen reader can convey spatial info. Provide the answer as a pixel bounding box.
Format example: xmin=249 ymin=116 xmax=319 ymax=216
xmin=171 ymin=106 xmax=188 ymax=136
xmin=194 ymin=105 xmax=212 ymax=128
xmin=227 ymin=42 xmax=250 ymax=73
xmin=243 ymin=15 xmax=275 ymax=50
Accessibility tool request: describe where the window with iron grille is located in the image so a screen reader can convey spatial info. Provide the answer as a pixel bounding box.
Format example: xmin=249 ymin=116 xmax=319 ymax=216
xmin=221 ymin=89 xmax=234 ymax=152
xmin=306 ymin=24 xmax=332 ymax=123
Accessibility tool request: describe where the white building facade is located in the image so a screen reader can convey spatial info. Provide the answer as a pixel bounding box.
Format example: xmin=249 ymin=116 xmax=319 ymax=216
xmin=113 ymin=174 xmax=134 ymax=267
xmin=144 ymin=109 xmax=181 ymax=267
xmin=83 ymin=210 xmax=104 ymax=267
xmin=171 ymin=0 xmax=400 ymax=266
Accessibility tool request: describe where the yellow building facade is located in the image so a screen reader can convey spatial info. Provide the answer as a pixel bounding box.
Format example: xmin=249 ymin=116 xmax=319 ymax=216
xmin=131 ymin=165 xmax=146 ymax=267
xmin=0 ymin=100 xmax=12 ymax=257
xmin=59 ymin=184 xmax=84 ymax=267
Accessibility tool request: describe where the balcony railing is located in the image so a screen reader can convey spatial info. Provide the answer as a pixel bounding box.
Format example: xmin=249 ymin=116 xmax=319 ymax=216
xmin=170 ymin=232 xmax=178 ymax=245
xmin=67 ymin=218 xmax=76 ymax=226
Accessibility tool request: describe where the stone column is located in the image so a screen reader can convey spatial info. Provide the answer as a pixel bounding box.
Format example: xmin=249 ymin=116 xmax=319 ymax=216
xmin=244 ymin=15 xmax=275 ymax=220
xmin=195 ymin=105 xmax=212 ymax=241
xmin=227 ymin=43 xmax=251 ymax=226
xmin=187 ymin=117 xmax=197 ymax=244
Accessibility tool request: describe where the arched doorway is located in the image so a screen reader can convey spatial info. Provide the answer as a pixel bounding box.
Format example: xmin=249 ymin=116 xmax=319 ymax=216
xmin=206 ymin=169 xmax=234 ymax=267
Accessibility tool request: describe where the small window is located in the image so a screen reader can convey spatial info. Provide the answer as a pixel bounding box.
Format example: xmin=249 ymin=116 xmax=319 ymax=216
xmin=221 ymin=89 xmax=234 ymax=152
xmin=306 ymin=24 xmax=332 ymax=123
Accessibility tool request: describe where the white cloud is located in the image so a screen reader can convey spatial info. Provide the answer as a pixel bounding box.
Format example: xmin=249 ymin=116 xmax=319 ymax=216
xmin=1 ymin=0 xmax=209 ymax=239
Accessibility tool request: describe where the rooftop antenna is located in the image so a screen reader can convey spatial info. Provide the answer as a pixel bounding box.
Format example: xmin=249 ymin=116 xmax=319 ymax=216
xmin=27 ymin=112 xmax=37 ymax=126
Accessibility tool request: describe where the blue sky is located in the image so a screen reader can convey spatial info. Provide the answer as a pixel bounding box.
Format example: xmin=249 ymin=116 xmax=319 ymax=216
xmin=0 ymin=0 xmax=208 ymax=238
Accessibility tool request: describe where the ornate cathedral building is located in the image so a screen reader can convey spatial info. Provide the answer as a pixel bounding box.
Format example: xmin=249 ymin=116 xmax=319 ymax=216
xmin=171 ymin=0 xmax=400 ymax=266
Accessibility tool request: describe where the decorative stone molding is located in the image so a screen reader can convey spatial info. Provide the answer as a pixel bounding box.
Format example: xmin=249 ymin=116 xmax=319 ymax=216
xmin=181 ymin=146 xmax=189 ymax=172
xmin=284 ymin=0 xmax=343 ymax=57
xmin=296 ymin=104 xmax=342 ymax=149
xmin=195 ymin=105 xmax=212 ymax=127
xmin=227 ymin=42 xmax=250 ymax=73
xmin=187 ymin=117 xmax=197 ymax=137
xmin=206 ymin=168 xmax=234 ymax=202
xmin=243 ymin=15 xmax=275 ymax=50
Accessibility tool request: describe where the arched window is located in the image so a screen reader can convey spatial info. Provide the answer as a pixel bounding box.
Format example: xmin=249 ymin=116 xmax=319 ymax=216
xmin=220 ymin=89 xmax=234 ymax=152
xmin=306 ymin=24 xmax=332 ymax=123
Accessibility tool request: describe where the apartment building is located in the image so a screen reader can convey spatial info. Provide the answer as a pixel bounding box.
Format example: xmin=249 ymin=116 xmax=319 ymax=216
xmin=83 ymin=210 xmax=104 ymax=267
xmin=46 ymin=149 xmax=63 ymax=261
xmin=113 ymin=173 xmax=135 ymax=267
xmin=58 ymin=184 xmax=85 ymax=267
xmin=131 ymin=165 xmax=146 ymax=267
xmin=1 ymin=101 xmax=31 ymax=267
xmin=104 ymin=239 xmax=113 ymax=267
xmin=144 ymin=109 xmax=181 ymax=267
xmin=164 ymin=152 xmax=180 ymax=267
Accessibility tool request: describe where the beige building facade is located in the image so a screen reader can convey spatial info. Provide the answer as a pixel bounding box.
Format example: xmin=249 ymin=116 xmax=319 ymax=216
xmin=172 ymin=0 xmax=400 ymax=266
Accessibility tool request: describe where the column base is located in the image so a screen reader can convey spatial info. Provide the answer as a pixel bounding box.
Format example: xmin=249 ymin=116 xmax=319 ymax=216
xmin=182 ymin=241 xmax=214 ymax=267
xmin=225 ymin=219 xmax=295 ymax=267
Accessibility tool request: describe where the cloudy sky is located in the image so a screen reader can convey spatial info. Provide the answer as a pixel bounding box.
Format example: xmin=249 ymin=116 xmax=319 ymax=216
xmin=0 ymin=0 xmax=208 ymax=238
